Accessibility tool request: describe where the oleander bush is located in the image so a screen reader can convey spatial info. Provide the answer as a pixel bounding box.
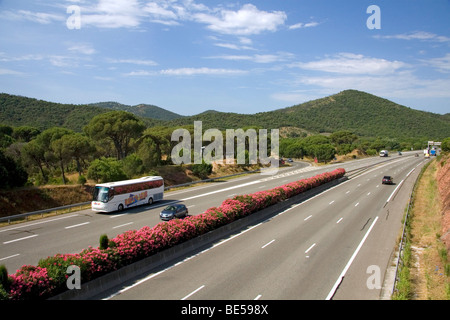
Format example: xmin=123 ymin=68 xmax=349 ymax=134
xmin=0 ymin=168 xmax=345 ymax=300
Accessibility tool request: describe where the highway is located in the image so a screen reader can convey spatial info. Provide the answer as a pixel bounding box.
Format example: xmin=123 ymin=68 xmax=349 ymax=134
xmin=0 ymin=152 xmax=426 ymax=300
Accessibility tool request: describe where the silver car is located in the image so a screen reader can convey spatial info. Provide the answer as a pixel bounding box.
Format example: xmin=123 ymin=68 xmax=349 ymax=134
xmin=160 ymin=204 xmax=188 ymax=220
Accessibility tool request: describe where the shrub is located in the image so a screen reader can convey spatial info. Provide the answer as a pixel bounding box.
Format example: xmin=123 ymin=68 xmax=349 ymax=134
xmin=99 ymin=234 xmax=109 ymax=250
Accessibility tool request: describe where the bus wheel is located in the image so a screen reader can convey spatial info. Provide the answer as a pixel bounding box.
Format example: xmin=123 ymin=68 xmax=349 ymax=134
xmin=148 ymin=197 xmax=153 ymax=205
xmin=118 ymin=204 xmax=124 ymax=211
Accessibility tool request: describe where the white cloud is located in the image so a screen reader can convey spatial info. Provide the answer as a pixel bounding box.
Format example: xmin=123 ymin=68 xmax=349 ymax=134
xmin=159 ymin=67 xmax=247 ymax=76
xmin=193 ymin=4 xmax=287 ymax=35
xmin=374 ymin=31 xmax=450 ymax=43
xmin=289 ymin=21 xmax=320 ymax=30
xmin=0 ymin=68 xmax=23 ymax=76
xmin=67 ymin=43 xmax=97 ymax=55
xmin=423 ymin=53 xmax=450 ymax=73
xmin=210 ymin=52 xmax=294 ymax=63
xmin=124 ymin=67 xmax=247 ymax=76
xmin=292 ymin=53 xmax=407 ymax=75
xmin=0 ymin=9 xmax=65 ymax=24
xmin=108 ymin=58 xmax=158 ymax=66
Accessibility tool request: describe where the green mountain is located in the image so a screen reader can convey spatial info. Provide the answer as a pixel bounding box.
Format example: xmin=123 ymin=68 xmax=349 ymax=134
xmin=0 ymin=93 xmax=164 ymax=132
xmin=88 ymin=101 xmax=182 ymax=121
xmin=1 ymin=90 xmax=449 ymax=140
xmin=167 ymin=90 xmax=450 ymax=140
xmin=0 ymin=93 xmax=108 ymax=132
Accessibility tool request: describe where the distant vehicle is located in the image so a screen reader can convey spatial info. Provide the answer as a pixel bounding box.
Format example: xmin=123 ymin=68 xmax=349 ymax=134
xmin=287 ymin=158 xmax=293 ymax=162
xmin=379 ymin=150 xmax=388 ymax=157
xmin=398 ymin=151 xmax=402 ymax=156
xmin=430 ymin=149 xmax=436 ymax=156
xmin=92 ymin=176 xmax=164 ymax=213
xmin=382 ymin=176 xmax=393 ymax=185
xmin=160 ymin=204 xmax=188 ymax=220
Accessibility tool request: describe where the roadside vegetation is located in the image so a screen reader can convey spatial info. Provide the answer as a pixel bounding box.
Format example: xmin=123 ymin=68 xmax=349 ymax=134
xmin=392 ymin=153 xmax=450 ymax=300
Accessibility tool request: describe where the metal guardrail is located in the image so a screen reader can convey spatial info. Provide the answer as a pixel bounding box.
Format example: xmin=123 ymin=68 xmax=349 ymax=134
xmin=0 ymin=168 xmax=263 ymax=224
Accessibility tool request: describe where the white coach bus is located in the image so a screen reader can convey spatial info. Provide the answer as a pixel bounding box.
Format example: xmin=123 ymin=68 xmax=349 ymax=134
xmin=91 ymin=176 xmax=164 ymax=213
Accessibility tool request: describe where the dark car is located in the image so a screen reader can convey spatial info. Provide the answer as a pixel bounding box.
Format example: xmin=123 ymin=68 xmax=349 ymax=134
xmin=160 ymin=204 xmax=188 ymax=220
xmin=382 ymin=176 xmax=393 ymax=185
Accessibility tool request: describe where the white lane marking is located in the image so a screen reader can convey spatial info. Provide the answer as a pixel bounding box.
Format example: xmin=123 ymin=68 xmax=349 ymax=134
xmin=355 ymin=202 xmax=359 ymax=207
xmin=386 ymin=179 xmax=404 ymax=203
xmin=304 ymin=215 xmax=313 ymax=221
xmin=3 ymin=234 xmax=38 ymax=244
xmin=329 ymin=200 xmax=335 ymax=205
xmin=0 ymin=214 xmax=79 ymax=233
xmin=305 ymin=243 xmax=316 ymax=254
xmin=113 ymin=222 xmax=134 ymax=229
xmin=0 ymin=253 xmax=20 ymax=261
xmin=326 ymin=216 xmax=379 ymax=300
xmin=110 ymin=214 xmax=127 ymax=219
xmin=254 ymin=294 xmax=262 ymax=300
xmin=336 ymin=218 xmax=343 ymax=224
xmin=261 ymin=239 xmax=276 ymax=249
xmin=64 ymin=222 xmax=90 ymax=229
xmin=181 ymin=285 xmax=205 ymax=300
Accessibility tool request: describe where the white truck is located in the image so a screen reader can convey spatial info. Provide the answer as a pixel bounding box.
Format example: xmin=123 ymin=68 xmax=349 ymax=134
xmin=379 ymin=150 xmax=388 ymax=157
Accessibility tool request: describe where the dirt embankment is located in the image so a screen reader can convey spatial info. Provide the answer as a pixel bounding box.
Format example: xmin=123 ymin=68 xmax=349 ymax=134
xmin=436 ymin=154 xmax=450 ymax=252
xmin=0 ymin=184 xmax=94 ymax=217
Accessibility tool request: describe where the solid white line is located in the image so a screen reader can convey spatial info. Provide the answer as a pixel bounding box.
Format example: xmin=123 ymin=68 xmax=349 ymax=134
xmin=386 ymin=179 xmax=404 ymax=203
xmin=0 ymin=253 xmax=20 ymax=261
xmin=305 ymin=243 xmax=316 ymax=254
xmin=326 ymin=216 xmax=379 ymax=300
xmin=64 ymin=222 xmax=90 ymax=229
xmin=3 ymin=234 xmax=38 ymax=244
xmin=181 ymin=285 xmax=205 ymax=300
xmin=261 ymin=239 xmax=275 ymax=249
xmin=110 ymin=214 xmax=127 ymax=219
xmin=113 ymin=222 xmax=134 ymax=229
xmin=0 ymin=214 xmax=79 ymax=233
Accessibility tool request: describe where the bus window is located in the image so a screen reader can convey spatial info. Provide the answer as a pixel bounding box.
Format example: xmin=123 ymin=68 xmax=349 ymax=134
xmin=93 ymin=186 xmax=110 ymax=202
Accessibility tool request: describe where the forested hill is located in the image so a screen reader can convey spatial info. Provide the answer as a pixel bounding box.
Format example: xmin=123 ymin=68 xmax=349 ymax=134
xmin=0 ymin=90 xmax=449 ymax=139
xmin=87 ymin=101 xmax=182 ymax=121
xmin=0 ymin=93 xmax=164 ymax=131
xmin=166 ymin=90 xmax=450 ymax=139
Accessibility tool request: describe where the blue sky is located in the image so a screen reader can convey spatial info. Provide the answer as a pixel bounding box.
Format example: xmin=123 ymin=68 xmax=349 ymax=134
xmin=0 ymin=0 xmax=449 ymax=116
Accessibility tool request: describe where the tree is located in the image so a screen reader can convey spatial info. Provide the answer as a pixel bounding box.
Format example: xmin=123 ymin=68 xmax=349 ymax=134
xmin=442 ymin=137 xmax=450 ymax=152
xmin=330 ymin=130 xmax=358 ymax=146
xmin=21 ymin=138 xmax=47 ymax=183
xmin=139 ymin=126 xmax=174 ymax=165
xmin=87 ymin=157 xmax=127 ymax=183
xmin=84 ymin=111 xmax=145 ymax=160
xmin=0 ymin=150 xmax=28 ymax=188
xmin=58 ymin=133 xmax=96 ymax=177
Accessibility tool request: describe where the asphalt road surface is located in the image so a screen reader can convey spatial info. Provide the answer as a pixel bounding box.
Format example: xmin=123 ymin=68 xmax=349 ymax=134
xmin=0 ymin=152 xmax=426 ymax=300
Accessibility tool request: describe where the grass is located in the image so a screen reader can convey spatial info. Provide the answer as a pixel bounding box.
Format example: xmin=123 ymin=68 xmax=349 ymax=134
xmin=393 ymin=156 xmax=450 ymax=300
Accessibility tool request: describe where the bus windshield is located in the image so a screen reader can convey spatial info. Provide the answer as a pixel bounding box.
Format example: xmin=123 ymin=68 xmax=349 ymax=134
xmin=93 ymin=186 xmax=111 ymax=202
